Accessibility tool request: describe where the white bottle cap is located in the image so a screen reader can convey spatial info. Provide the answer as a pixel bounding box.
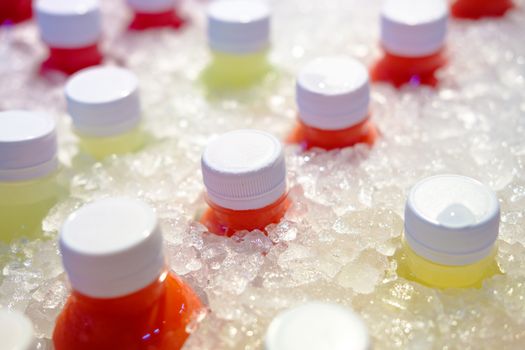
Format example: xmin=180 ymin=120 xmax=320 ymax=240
xmin=380 ymin=0 xmax=448 ymax=57
xmin=65 ymin=66 xmax=141 ymax=137
xmin=296 ymin=57 xmax=370 ymax=131
xmin=207 ymin=0 xmax=270 ymax=54
xmin=127 ymin=0 xmax=177 ymax=13
xmin=201 ymin=129 xmax=286 ymax=211
xmin=0 ymin=310 xmax=36 ymax=350
xmin=264 ymin=302 xmax=370 ymax=350
xmin=405 ymin=175 xmax=500 ymax=266
xmin=0 ymin=111 xmax=58 ymax=182
xmin=60 ymin=198 xmax=165 ymax=299
xmin=36 ymin=0 xmax=102 ymax=49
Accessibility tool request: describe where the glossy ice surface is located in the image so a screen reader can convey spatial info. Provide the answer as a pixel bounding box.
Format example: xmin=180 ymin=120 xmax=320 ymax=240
xmin=0 ymin=0 xmax=524 ymax=349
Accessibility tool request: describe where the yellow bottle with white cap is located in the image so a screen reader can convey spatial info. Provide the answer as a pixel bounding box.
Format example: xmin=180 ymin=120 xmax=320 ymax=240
xmin=0 ymin=111 xmax=62 ymax=242
xmin=65 ymin=66 xmax=145 ymax=160
xmin=0 ymin=309 xmax=37 ymax=350
xmin=398 ymin=174 xmax=501 ymax=288
xmin=202 ymin=0 xmax=272 ymax=90
xmin=264 ymin=302 xmax=370 ymax=350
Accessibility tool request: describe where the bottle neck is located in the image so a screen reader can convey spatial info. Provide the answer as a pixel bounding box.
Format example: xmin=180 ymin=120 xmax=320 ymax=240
xmin=71 ymin=270 xmax=169 ymax=315
xmin=44 ymin=43 xmax=103 ymax=75
xmin=381 ymin=47 xmax=446 ymax=72
xmin=202 ymin=193 xmax=289 ymax=236
xmin=129 ymin=9 xmax=184 ymax=30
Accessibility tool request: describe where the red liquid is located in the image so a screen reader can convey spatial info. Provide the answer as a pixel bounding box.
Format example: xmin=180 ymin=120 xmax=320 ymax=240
xmin=0 ymin=0 xmax=32 ymax=24
xmin=129 ymin=10 xmax=186 ymax=30
xmin=200 ymin=194 xmax=290 ymax=237
xmin=41 ymin=44 xmax=103 ymax=76
xmin=288 ymin=117 xmax=377 ymax=151
xmin=371 ymin=49 xmax=447 ymax=88
xmin=53 ymin=271 xmax=202 ymax=350
xmin=452 ymin=0 xmax=514 ymax=19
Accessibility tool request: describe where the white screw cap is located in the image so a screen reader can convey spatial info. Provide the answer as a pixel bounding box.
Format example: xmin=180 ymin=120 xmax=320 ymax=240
xmin=297 ymin=57 xmax=370 ymax=131
xmin=60 ymin=198 xmax=165 ymax=299
xmin=405 ymin=175 xmax=500 ymax=266
xmin=264 ymin=302 xmax=370 ymax=350
xmin=0 ymin=111 xmax=58 ymax=182
xmin=65 ymin=66 xmax=142 ymax=137
xmin=127 ymin=0 xmax=177 ymax=13
xmin=201 ymin=129 xmax=286 ymax=211
xmin=381 ymin=0 xmax=448 ymax=57
xmin=0 ymin=310 xmax=36 ymax=350
xmin=36 ymin=0 xmax=102 ymax=49
xmin=207 ymin=0 xmax=271 ymax=54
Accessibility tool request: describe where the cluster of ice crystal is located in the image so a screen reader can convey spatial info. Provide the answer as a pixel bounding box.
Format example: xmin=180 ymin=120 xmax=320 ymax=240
xmin=1 ymin=0 xmax=525 ymax=348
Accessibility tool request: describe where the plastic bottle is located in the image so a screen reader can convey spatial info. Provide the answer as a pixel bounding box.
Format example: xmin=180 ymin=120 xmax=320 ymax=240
xmin=35 ymin=0 xmax=103 ymax=75
xmin=264 ymin=302 xmax=370 ymax=350
xmin=0 ymin=309 xmax=37 ymax=350
xmin=202 ymin=0 xmax=271 ymax=90
xmin=371 ymin=0 xmax=448 ymax=88
xmin=200 ymin=129 xmax=289 ymax=236
xmin=0 ymin=0 xmax=32 ymax=24
xmin=0 ymin=110 xmax=61 ymax=242
xmin=288 ymin=56 xmax=378 ymax=151
xmin=451 ymin=0 xmax=514 ymax=19
xmin=127 ymin=0 xmax=186 ymax=30
xmin=399 ymin=175 xmax=501 ymax=288
xmin=65 ymin=66 xmax=145 ymax=160
xmin=53 ymin=197 xmax=203 ymax=350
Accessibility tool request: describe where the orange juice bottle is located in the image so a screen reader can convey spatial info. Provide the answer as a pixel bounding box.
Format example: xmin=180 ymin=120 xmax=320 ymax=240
xmin=36 ymin=0 xmax=103 ymax=75
xmin=264 ymin=302 xmax=370 ymax=350
xmin=126 ymin=0 xmax=186 ymax=30
xmin=288 ymin=56 xmax=378 ymax=151
xmin=371 ymin=0 xmax=448 ymax=88
xmin=0 ymin=310 xmax=37 ymax=350
xmin=451 ymin=0 xmax=514 ymax=19
xmin=53 ymin=198 xmax=203 ymax=350
xmin=400 ymin=175 xmax=500 ymax=288
xmin=200 ymin=129 xmax=289 ymax=236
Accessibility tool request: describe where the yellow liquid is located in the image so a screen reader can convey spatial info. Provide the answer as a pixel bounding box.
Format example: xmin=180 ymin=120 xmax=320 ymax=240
xmin=0 ymin=174 xmax=61 ymax=242
xmin=77 ymin=126 xmax=144 ymax=160
xmin=201 ymin=49 xmax=271 ymax=91
xmin=397 ymin=239 xmax=500 ymax=288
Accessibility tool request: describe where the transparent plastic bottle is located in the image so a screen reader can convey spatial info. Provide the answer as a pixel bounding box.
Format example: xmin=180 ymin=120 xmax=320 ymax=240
xmin=264 ymin=302 xmax=370 ymax=350
xmin=202 ymin=0 xmax=272 ymax=91
xmin=65 ymin=66 xmax=145 ymax=160
xmin=451 ymin=0 xmax=514 ymax=19
xmin=0 ymin=110 xmax=61 ymax=242
xmin=53 ymin=198 xmax=203 ymax=350
xmin=398 ymin=175 xmax=501 ymax=288
xmin=126 ymin=0 xmax=185 ymax=30
xmin=0 ymin=0 xmax=32 ymax=24
xmin=0 ymin=310 xmax=37 ymax=350
xmin=35 ymin=0 xmax=103 ymax=75
xmin=199 ymin=129 xmax=289 ymax=236
xmin=288 ymin=56 xmax=378 ymax=151
xmin=371 ymin=0 xmax=448 ymax=88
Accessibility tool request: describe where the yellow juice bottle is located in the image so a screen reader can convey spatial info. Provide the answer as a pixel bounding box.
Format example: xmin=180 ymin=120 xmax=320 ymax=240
xmin=65 ymin=66 xmax=145 ymax=160
xmin=398 ymin=174 xmax=501 ymax=288
xmin=0 ymin=110 xmax=61 ymax=242
xmin=202 ymin=0 xmax=271 ymax=91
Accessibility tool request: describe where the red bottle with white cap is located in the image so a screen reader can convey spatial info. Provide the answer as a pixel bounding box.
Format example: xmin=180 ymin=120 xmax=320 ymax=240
xmin=127 ymin=0 xmax=186 ymax=30
xmin=288 ymin=56 xmax=378 ymax=150
xmin=451 ymin=0 xmax=514 ymax=19
xmin=371 ymin=0 xmax=448 ymax=88
xmin=35 ymin=0 xmax=103 ymax=75
xmin=200 ymin=130 xmax=289 ymax=237
xmin=0 ymin=0 xmax=32 ymax=24
xmin=0 ymin=310 xmax=37 ymax=350
xmin=53 ymin=198 xmax=203 ymax=350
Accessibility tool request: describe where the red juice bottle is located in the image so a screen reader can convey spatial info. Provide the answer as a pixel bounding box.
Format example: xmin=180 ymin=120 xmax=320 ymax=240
xmin=288 ymin=56 xmax=378 ymax=151
xmin=53 ymin=198 xmax=203 ymax=350
xmin=127 ymin=0 xmax=186 ymax=30
xmin=371 ymin=0 xmax=449 ymax=88
xmin=35 ymin=0 xmax=103 ymax=76
xmin=0 ymin=0 xmax=32 ymax=24
xmin=451 ymin=0 xmax=514 ymax=19
xmin=199 ymin=129 xmax=289 ymax=237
